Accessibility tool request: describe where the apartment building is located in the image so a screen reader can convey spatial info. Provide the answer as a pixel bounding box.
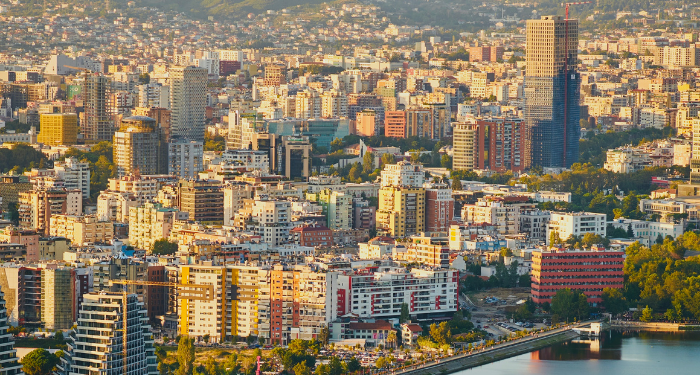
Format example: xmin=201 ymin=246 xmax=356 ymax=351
xmin=376 ymin=186 xmax=425 ymax=237
xmin=546 ymin=212 xmax=607 ymax=244
xmin=307 ymin=189 xmax=352 ymax=230
xmin=128 ymin=203 xmax=184 ymax=251
xmin=18 ymin=188 xmax=82 ymax=235
xmin=178 ymin=179 xmax=224 ymax=225
xmin=252 ymin=199 xmax=291 ymax=245
xmin=425 ymin=183 xmax=454 ymax=232
xmin=335 ymin=266 xmax=458 ymax=321
xmin=0 ymin=289 xmax=21 ymax=375
xmin=49 ymin=214 xmax=114 ymax=246
xmin=58 ymin=293 xmax=158 ymax=375
xmin=405 ymin=235 xmax=450 ymax=268
xmin=531 ymin=247 xmax=624 ymax=304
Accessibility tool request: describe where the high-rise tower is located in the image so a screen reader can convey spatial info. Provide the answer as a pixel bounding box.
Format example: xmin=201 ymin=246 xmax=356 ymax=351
xmin=524 ymin=16 xmax=580 ymax=168
xmin=58 ymin=292 xmax=158 ymax=375
xmin=82 ymin=74 xmax=113 ymax=142
xmin=169 ymin=66 xmax=207 ymax=142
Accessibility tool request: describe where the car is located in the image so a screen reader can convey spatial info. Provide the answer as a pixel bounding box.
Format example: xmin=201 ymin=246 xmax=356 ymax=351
xmin=476 ymin=320 xmax=481 ymax=323
xmin=483 ymin=325 xmax=489 ymax=329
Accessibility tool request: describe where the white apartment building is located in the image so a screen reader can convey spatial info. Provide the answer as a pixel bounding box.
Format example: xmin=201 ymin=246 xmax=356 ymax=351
xmin=220 ymin=149 xmax=270 ymax=172
xmin=519 ymin=209 xmax=551 ymax=243
xmin=252 ymin=199 xmax=291 ymax=245
xmin=608 ymin=217 xmax=683 ymax=244
xmin=168 ymin=139 xmax=204 ymax=178
xmin=53 ymin=157 xmax=91 ymax=199
xmin=380 ymin=161 xmax=424 ymax=187
xmin=604 ymin=147 xmax=652 ymax=174
xmin=58 ymin=293 xmax=158 ymax=375
xmin=546 ymin=212 xmax=607 ymax=245
xmin=335 ymin=267 xmax=458 ymax=320
xmin=137 ymin=83 xmax=170 ymax=108
xmin=461 ymin=198 xmax=524 ymax=235
xmin=358 ymin=238 xmax=395 ymax=259
xmin=321 ymin=90 xmax=348 ymax=118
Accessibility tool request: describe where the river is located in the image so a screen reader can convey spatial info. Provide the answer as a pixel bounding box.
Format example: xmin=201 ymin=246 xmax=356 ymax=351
xmin=456 ymin=330 xmax=700 ymax=375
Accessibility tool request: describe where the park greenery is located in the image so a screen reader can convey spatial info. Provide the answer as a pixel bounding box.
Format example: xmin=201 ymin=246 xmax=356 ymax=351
xmin=63 ymin=141 xmax=115 ymax=201
xmin=0 ymin=144 xmax=50 ymax=174
xmin=151 ymin=239 xmax=179 ymax=255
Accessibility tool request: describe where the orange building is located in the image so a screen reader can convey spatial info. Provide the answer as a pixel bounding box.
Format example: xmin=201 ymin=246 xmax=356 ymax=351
xmin=384 ymin=111 xmax=407 ymax=138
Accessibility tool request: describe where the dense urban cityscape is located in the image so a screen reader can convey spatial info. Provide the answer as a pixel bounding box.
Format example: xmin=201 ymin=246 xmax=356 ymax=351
xmin=0 ymin=0 xmax=699 ymax=374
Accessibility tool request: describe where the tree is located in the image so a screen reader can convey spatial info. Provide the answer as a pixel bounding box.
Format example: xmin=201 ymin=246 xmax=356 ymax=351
xmin=499 ymin=247 xmax=513 ymax=258
xmin=374 ymin=357 xmax=387 ymax=369
xmin=381 ymin=153 xmax=396 ymax=166
xmin=204 ymin=356 xmax=221 ymax=375
xmin=452 ymin=176 xmax=462 ymax=190
xmin=399 ymin=303 xmax=410 ymax=323
xmin=175 ymin=336 xmax=195 ymax=375
xmin=318 ymin=325 xmax=330 ymax=347
xmin=362 ymin=152 xmax=374 ymax=174
xmin=549 ymin=230 xmax=562 ymax=246
xmin=386 ymin=331 xmax=397 ymax=349
xmin=152 ymin=239 xmax=178 ymax=255
xmin=429 ymin=322 xmax=451 ymax=346
xmin=440 ymin=154 xmax=452 ymax=169
xmin=155 ymin=346 xmax=167 ymax=362
xmin=626 ymin=223 xmax=635 ymax=237
xmin=293 ymin=362 xmax=311 ymax=375
xmin=640 ymin=306 xmax=653 ymax=322
xmin=601 ymin=288 xmax=627 ymax=315
xmin=346 ymin=357 xmax=362 ymax=373
xmin=54 ymin=330 xmax=64 ymax=342
xmin=551 ymin=288 xmax=576 ymax=322
xmin=21 ymin=349 xmax=60 ymax=375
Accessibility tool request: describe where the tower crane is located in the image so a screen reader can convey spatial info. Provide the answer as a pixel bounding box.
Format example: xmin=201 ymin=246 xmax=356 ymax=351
xmin=108 ymin=280 xmax=214 ymax=375
xmin=562 ymin=2 xmax=592 ymax=166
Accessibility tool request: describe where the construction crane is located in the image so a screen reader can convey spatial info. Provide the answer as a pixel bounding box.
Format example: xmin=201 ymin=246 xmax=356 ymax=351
xmin=109 ymin=280 xmax=214 ymax=375
xmin=562 ymin=1 xmax=592 ymax=166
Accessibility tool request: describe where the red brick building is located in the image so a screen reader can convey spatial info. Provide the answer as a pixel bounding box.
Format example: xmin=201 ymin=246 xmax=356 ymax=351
xmin=290 ymin=224 xmax=333 ymax=247
xmin=531 ymin=247 xmax=625 ymax=305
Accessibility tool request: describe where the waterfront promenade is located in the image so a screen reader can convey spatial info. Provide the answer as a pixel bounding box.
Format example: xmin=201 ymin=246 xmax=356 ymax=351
xmin=381 ymin=323 xmax=584 ymax=375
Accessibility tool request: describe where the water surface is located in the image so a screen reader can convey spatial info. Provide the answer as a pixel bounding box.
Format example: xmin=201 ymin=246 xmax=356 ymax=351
xmin=457 ymin=330 xmax=700 ymax=375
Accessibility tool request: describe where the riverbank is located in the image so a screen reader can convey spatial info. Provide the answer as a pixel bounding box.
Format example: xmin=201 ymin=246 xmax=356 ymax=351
xmin=391 ymin=327 xmax=581 ymax=375
xmin=610 ymin=321 xmax=700 ymax=331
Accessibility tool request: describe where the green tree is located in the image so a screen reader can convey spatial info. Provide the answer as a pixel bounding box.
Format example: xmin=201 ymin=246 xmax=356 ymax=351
xmin=399 ymin=303 xmax=410 ymax=323
xmin=54 ymin=330 xmax=64 ymax=342
xmin=640 ymin=306 xmax=653 ymax=322
xmin=293 ymin=362 xmax=311 ymax=375
xmin=601 ymin=288 xmax=627 ymax=315
xmin=152 ymin=239 xmax=178 ymax=255
xmin=175 ymin=336 xmax=195 ymax=375
xmin=21 ymin=349 xmax=60 ymax=375
xmin=429 ymin=322 xmax=451 ymax=346
xmin=381 ymin=153 xmax=396 ymax=166
xmin=499 ymin=247 xmax=513 ymax=258
xmin=346 ymin=357 xmax=362 ymax=373
xmin=318 ymin=325 xmax=330 ymax=347
xmin=452 ymin=176 xmax=462 ymax=190
xmin=551 ymin=288 xmax=577 ymax=322
xmin=362 ymin=152 xmax=374 ymax=174
xmin=440 ymin=154 xmax=452 ymax=168
xmin=204 ymin=356 xmax=221 ymax=375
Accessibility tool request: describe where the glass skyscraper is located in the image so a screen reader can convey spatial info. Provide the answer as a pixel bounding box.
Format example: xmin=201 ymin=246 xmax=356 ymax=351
xmin=524 ymin=16 xmax=580 ymax=168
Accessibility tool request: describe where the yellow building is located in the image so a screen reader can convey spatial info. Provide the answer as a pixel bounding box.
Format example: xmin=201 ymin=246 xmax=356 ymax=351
xmin=38 ymin=113 xmax=78 ymax=145
xmin=376 ymin=186 xmax=425 ymax=237
xmin=49 ymin=214 xmax=114 ymax=246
